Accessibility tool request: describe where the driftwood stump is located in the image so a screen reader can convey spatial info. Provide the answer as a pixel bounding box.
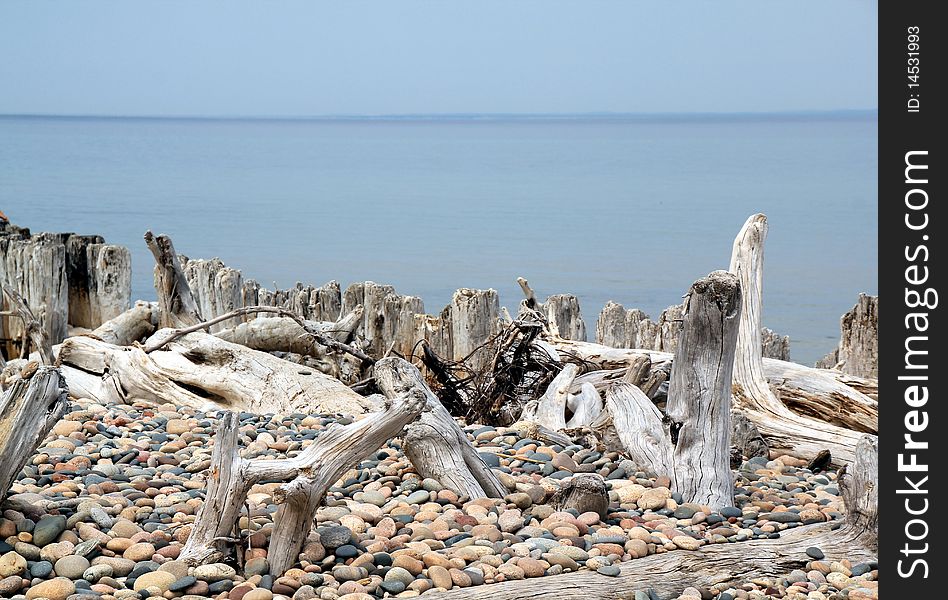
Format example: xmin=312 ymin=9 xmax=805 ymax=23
xmin=606 ymin=271 xmax=740 ymax=509
xmin=0 ymin=366 xmax=69 ymax=504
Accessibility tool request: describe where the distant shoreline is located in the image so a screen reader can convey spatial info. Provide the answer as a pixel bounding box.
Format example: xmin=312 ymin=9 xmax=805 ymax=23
xmin=0 ymin=109 xmax=878 ymax=124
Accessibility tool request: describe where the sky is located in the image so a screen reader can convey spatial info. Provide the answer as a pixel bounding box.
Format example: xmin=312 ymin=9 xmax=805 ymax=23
xmin=0 ymin=1 xmax=877 ymax=117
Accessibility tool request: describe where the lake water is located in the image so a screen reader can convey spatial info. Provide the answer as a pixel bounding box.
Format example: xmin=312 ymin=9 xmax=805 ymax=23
xmin=0 ymin=113 xmax=877 ymax=365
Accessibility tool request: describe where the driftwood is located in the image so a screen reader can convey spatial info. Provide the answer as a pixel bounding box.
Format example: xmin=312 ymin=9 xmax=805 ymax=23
xmin=145 ymin=230 xmax=204 ymax=328
xmin=89 ymin=301 xmax=158 ymax=346
xmin=549 ymin=473 xmax=609 ymax=519
xmin=0 ymin=366 xmax=69 ymax=504
xmin=520 ymin=363 xmax=580 ymax=431
xmin=423 ymin=435 xmax=878 ymax=600
xmin=65 ymin=236 xmax=132 ymax=330
xmin=58 ymin=332 xmax=379 ymax=414
xmin=817 ymin=293 xmax=879 ymax=379
xmin=608 ymin=271 xmax=741 ymax=509
xmin=180 ymin=379 xmax=427 ymax=575
xmin=728 ymin=214 xmax=874 ymax=464
xmin=374 ymin=357 xmax=506 ymax=499
xmin=1 ymin=285 xmax=53 ymax=365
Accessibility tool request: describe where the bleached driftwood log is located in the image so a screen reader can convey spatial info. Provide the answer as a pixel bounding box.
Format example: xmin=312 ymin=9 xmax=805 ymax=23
xmin=729 ymin=214 xmax=873 ymax=464
xmin=564 ymin=382 xmax=602 ymax=428
xmin=520 ymin=363 xmax=580 ymax=431
xmin=145 ymin=231 xmax=203 ymax=328
xmin=817 ymin=293 xmax=878 ymax=379
xmin=89 ymin=301 xmax=158 ymax=346
xmin=608 ymin=271 xmax=741 ymax=509
xmin=214 ymin=306 xmax=363 ymax=356
xmin=58 ymin=332 xmax=380 ymax=414
xmin=0 ymin=366 xmax=69 ymax=503
xmin=343 ymin=281 xmax=425 ymax=358
xmin=543 ymin=294 xmax=587 ymax=341
xmin=761 ymin=326 xmax=791 ymax=362
xmin=182 ymin=257 xmax=246 ymax=333
xmin=180 ymin=382 xmax=427 ymax=575
xmin=374 ymin=357 xmax=506 ymax=499
xmin=423 ymin=435 xmax=878 ymax=600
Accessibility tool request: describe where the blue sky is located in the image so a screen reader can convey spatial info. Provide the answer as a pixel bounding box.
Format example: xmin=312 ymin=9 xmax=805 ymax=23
xmin=0 ymin=1 xmax=877 ymax=116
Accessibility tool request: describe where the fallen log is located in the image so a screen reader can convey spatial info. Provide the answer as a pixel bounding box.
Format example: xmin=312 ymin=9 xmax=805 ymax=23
xmin=180 ymin=378 xmax=427 ymax=575
xmin=374 ymin=357 xmax=507 ymax=499
xmin=420 ymin=435 xmax=878 ymax=600
xmin=58 ymin=332 xmax=380 ymax=415
xmin=89 ymin=300 xmax=158 ymax=346
xmin=1 ymin=365 xmax=69 ymax=504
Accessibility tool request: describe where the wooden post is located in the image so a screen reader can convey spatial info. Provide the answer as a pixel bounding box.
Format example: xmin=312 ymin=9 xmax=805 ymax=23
xmin=144 ymin=231 xmax=203 ymax=328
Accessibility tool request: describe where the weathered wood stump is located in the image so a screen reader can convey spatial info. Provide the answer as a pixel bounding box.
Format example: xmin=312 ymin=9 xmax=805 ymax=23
xmin=0 ymin=366 xmax=69 ymax=504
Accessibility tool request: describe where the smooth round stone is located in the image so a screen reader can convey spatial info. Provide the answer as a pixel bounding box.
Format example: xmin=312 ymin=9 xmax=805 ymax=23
xmin=384 ymin=566 xmax=414 ymax=586
xmin=405 ymin=490 xmax=431 ymax=505
xmin=169 ymin=575 xmax=197 ymax=591
xmin=806 ymin=547 xmax=825 ymax=560
xmin=360 ymin=491 xmax=386 ymax=507
xmin=380 ymin=581 xmax=406 ymax=594
xmin=32 ymin=515 xmax=67 ymax=547
xmin=193 ymin=563 xmax=236 ymax=582
xmin=720 ymin=507 xmax=742 ymax=518
xmin=462 ymin=567 xmax=484 ymax=586
xmin=763 ymin=511 xmax=801 ymax=523
xmin=83 ymin=564 xmax=113 ymax=583
xmin=244 ymin=557 xmax=269 ymax=576
xmin=24 ymin=577 xmax=75 ymax=600
xmin=597 ymin=565 xmax=621 ymax=577
xmin=30 ymin=560 xmax=54 ymax=578
xmin=332 ymin=566 xmax=368 ymax=582
xmin=373 ymin=553 xmax=393 ymax=567
xmin=244 ymin=589 xmax=274 ymax=600
xmin=54 ymin=555 xmax=90 ymax=579
xmin=478 ymin=452 xmax=501 ymax=468
xmin=673 ymin=506 xmax=697 ymax=519
xmin=335 ymin=545 xmax=359 ymax=559
xmin=131 ymin=570 xmax=176 ymax=593
xmin=316 ymin=526 xmax=351 ymax=549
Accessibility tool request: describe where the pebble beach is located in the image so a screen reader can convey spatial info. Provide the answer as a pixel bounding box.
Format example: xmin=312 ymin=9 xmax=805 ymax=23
xmin=0 ymin=399 xmax=878 ymax=600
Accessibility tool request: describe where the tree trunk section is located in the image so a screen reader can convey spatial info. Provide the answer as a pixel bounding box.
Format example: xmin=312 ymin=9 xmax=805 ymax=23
xmin=0 ymin=366 xmax=69 ymax=503
xmin=816 ymin=293 xmax=878 ymax=379
xmin=728 ymin=214 xmax=874 ymax=465
xmin=144 ymin=230 xmax=203 ymax=328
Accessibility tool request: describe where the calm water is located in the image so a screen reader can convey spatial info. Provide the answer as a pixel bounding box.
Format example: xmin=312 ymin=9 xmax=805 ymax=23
xmin=0 ymin=114 xmax=877 ymax=364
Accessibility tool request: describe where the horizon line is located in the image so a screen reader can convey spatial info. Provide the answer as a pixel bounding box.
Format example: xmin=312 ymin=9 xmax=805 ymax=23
xmin=0 ymin=108 xmax=877 ymax=123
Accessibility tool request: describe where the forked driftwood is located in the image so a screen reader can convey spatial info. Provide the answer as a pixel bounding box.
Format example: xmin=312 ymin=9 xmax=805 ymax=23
xmin=0 ymin=366 xmax=69 ymax=503
xmin=180 ymin=377 xmax=427 ymax=575
xmin=420 ymin=436 xmax=878 ymax=600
